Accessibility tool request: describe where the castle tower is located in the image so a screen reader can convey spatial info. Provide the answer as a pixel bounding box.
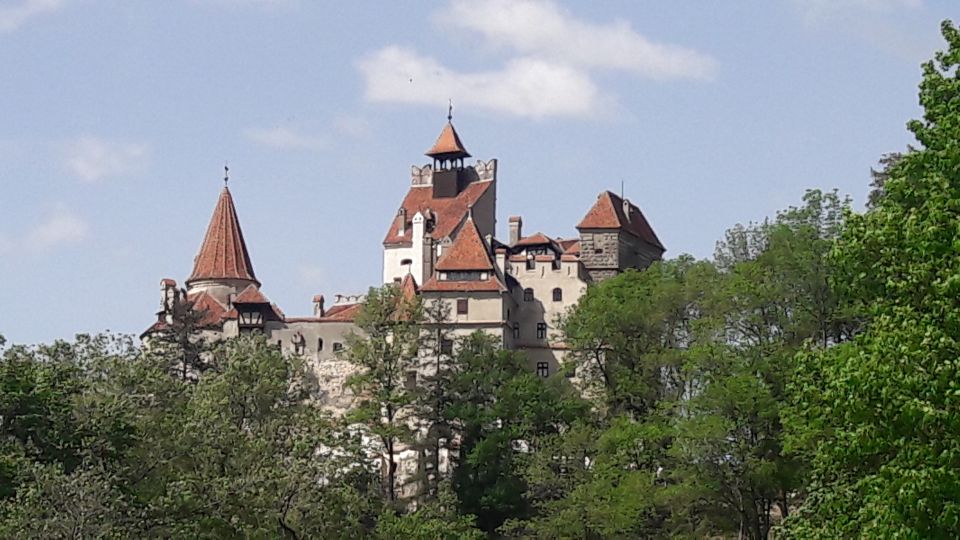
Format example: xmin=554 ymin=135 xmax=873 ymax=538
xmin=576 ymin=191 xmax=665 ymax=282
xmin=185 ymin=183 xmax=260 ymax=306
xmin=383 ymin=114 xmax=498 ymax=286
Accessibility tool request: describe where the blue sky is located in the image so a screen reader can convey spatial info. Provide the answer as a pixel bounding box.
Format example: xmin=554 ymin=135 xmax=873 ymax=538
xmin=0 ymin=0 xmax=953 ymax=345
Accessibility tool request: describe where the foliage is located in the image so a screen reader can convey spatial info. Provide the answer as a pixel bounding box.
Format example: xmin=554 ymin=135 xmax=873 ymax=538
xmin=0 ymin=334 xmax=379 ymax=539
xmin=783 ymin=20 xmax=960 ymax=539
xmin=344 ymin=284 xmax=423 ymax=503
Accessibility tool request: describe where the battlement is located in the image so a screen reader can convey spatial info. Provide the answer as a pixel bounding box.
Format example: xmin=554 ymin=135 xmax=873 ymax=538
xmin=410 ymin=159 xmax=497 ymax=186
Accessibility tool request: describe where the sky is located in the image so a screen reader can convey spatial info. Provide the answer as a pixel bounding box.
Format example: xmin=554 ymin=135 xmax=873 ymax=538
xmin=0 ymin=0 xmax=954 ymax=345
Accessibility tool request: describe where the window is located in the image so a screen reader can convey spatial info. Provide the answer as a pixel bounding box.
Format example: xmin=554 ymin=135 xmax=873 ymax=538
xmin=456 ymin=299 xmax=468 ymax=315
xmin=238 ymin=308 xmax=263 ymax=328
xmin=400 ymin=258 xmax=413 ymax=266
xmin=333 ymin=342 xmax=343 ymax=352
xmin=525 ymin=259 xmax=535 ymax=270
xmin=404 ymin=370 xmax=418 ymax=391
xmin=523 ymin=288 xmax=534 ymax=302
xmin=441 ymin=339 xmax=454 ymax=355
xmin=512 ymin=322 xmax=520 ymax=339
xmin=537 ymin=322 xmax=547 ymax=339
xmin=317 ymin=338 xmax=324 ymax=351
xmin=552 ymin=288 xmax=563 ymax=302
xmin=536 ymin=362 xmax=549 ymax=378
xmin=594 ymin=247 xmax=604 ymax=254
xmin=447 ymin=270 xmax=483 ymax=281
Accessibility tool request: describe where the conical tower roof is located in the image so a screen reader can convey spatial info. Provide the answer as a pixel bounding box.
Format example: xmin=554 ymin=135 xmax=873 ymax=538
xmin=425 ymin=121 xmax=471 ymax=160
xmin=186 ymin=186 xmax=259 ymax=286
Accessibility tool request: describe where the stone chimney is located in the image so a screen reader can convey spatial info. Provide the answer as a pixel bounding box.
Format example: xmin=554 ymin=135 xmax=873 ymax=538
xmin=312 ymin=295 xmax=325 ymax=317
xmin=508 ymin=216 xmax=523 ymax=245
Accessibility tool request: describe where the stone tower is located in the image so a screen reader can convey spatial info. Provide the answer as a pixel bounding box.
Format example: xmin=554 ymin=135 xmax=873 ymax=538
xmin=576 ymin=191 xmax=665 ymax=282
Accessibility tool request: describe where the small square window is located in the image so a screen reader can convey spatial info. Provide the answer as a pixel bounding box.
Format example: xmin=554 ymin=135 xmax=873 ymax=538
xmin=456 ymin=299 xmax=468 ymax=315
xmin=333 ymin=342 xmax=344 ymax=352
xmin=523 ymin=288 xmax=534 ymax=302
xmin=552 ymin=288 xmax=563 ymax=302
xmin=441 ymin=339 xmax=454 ymax=355
xmin=536 ymin=362 xmax=549 ymax=378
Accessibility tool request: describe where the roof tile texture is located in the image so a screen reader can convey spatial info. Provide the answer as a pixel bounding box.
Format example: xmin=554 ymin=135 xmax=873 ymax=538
xmin=187 ymin=187 xmax=259 ymax=285
xmin=383 ymin=180 xmax=493 ymax=246
xmin=425 ymin=122 xmax=470 ymax=158
xmin=576 ymin=191 xmax=664 ymax=250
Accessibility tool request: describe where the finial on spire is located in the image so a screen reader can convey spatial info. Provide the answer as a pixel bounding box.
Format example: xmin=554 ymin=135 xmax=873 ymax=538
xmin=448 ymin=99 xmax=453 ymax=122
xmin=224 ymin=162 xmax=229 ymax=186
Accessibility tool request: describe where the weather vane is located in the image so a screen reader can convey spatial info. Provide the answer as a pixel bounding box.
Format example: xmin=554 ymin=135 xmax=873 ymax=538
xmin=224 ymin=162 xmax=229 ymax=186
xmin=448 ymin=99 xmax=453 ymax=122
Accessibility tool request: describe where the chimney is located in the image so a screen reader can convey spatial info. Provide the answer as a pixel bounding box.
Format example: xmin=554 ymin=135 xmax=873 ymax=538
xmin=313 ymin=295 xmax=325 ymax=317
xmin=508 ymin=216 xmax=522 ymax=245
xmin=423 ymin=235 xmax=435 ymax=281
xmin=397 ymin=208 xmax=407 ymax=236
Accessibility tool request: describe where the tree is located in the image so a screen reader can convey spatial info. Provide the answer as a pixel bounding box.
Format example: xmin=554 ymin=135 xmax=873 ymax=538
xmin=784 ymin=20 xmax=960 ymax=538
xmin=0 ymin=334 xmax=380 ymax=539
xmin=344 ymin=284 xmax=423 ymax=504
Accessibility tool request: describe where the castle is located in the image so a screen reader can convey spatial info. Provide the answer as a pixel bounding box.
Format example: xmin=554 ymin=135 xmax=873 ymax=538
xmin=143 ymin=116 xmax=665 ymax=410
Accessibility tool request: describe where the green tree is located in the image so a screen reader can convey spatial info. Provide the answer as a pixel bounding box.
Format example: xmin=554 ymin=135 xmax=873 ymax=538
xmin=784 ymin=20 xmax=960 ymax=538
xmin=344 ymin=284 xmax=423 ymax=504
xmin=1 ymin=334 xmax=379 ymax=539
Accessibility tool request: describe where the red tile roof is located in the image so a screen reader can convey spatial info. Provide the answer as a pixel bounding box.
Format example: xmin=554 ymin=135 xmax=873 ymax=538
xmin=434 ymin=217 xmax=494 ymax=271
xmin=383 ymin=180 xmax=493 ymax=246
xmin=425 ymin=121 xmax=470 ymax=159
xmin=558 ymin=239 xmax=580 ymax=253
xmin=400 ymin=273 xmax=419 ymax=300
xmin=422 ymin=217 xmax=507 ymax=293
xmin=576 ymin=191 xmax=665 ymax=251
xmin=320 ymin=303 xmax=362 ymax=321
xmin=186 ymin=291 xmax=228 ymax=327
xmin=513 ymin=232 xmax=555 ymax=247
xmin=233 ymin=284 xmax=270 ymax=304
xmin=187 ymin=186 xmax=259 ymax=286
xmin=420 ymin=277 xmax=505 ymax=292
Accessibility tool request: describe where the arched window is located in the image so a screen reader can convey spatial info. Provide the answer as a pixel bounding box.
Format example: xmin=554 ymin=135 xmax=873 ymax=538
xmin=523 ymin=288 xmax=534 ymax=302
xmin=552 ymin=288 xmax=563 ymax=302
xmin=317 ymin=338 xmax=324 ymax=351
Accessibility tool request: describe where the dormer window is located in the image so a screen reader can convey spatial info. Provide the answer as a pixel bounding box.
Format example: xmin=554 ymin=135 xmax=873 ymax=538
xmin=238 ymin=308 xmax=263 ymax=329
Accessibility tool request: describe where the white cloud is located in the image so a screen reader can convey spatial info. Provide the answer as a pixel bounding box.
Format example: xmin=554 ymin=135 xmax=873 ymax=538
xmin=435 ymin=0 xmax=717 ymax=81
xmin=359 ymin=46 xmax=603 ymax=119
xmin=243 ymin=126 xmax=327 ymax=151
xmin=0 ymin=0 xmax=64 ymax=33
xmin=0 ymin=206 xmax=89 ymax=256
xmin=65 ymin=136 xmax=149 ymax=183
xmin=358 ymin=0 xmax=715 ymax=118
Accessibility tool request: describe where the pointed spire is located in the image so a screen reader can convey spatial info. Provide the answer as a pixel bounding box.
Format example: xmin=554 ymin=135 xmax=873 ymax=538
xmin=186 ymin=184 xmax=259 ymax=287
xmin=425 ymin=105 xmax=471 ymax=160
